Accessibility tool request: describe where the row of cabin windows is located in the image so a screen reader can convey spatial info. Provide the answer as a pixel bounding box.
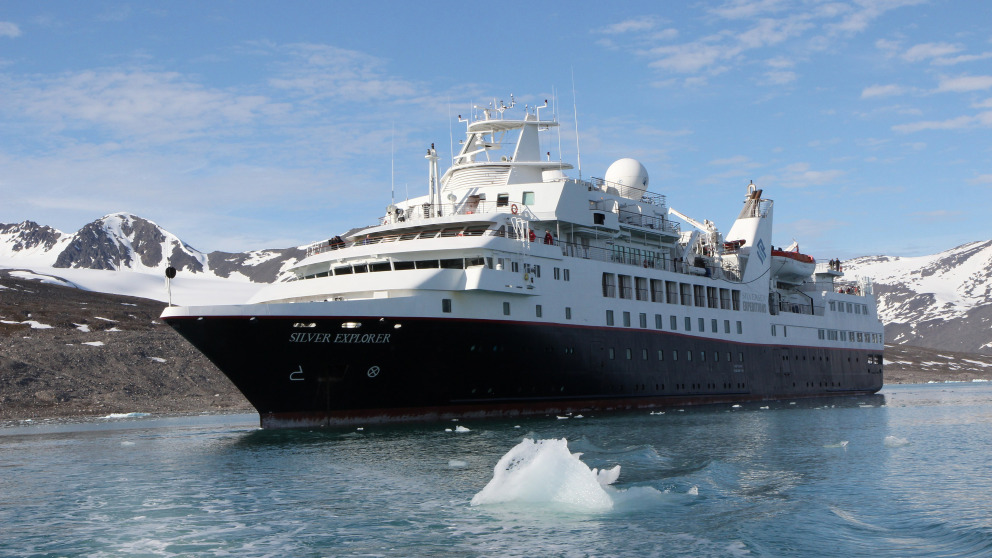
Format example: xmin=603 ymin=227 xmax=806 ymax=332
xmin=829 ymin=300 xmax=871 ymax=316
xmin=817 ymin=328 xmax=882 ymax=344
xmin=443 ymin=299 xmax=574 ymax=320
xmin=602 ymin=273 xmax=740 ymax=310
xmin=300 ymin=257 xmax=569 ymax=282
xmin=606 ymin=310 xmax=744 ymax=335
xmin=608 ymin=347 xmax=745 ymax=363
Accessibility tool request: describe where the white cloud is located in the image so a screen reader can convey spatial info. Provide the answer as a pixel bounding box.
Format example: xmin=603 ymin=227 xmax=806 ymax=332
xmin=0 ymin=21 xmax=21 ymax=38
xmin=709 ymin=155 xmax=752 ymax=166
xmin=973 ymin=98 xmax=992 ymax=108
xmin=936 ymin=75 xmax=992 ymax=93
xmin=598 ymin=17 xmax=659 ymax=35
xmin=779 ymin=162 xmax=845 ymax=187
xmin=764 ymin=70 xmax=797 ymax=85
xmin=861 ymin=84 xmax=907 ymax=98
xmin=267 ymin=43 xmax=420 ymax=102
xmin=709 ymin=0 xmax=790 ymax=19
xmin=968 ymin=174 xmax=992 ymax=185
xmin=892 ymin=111 xmax=992 ymax=133
xmin=932 ymin=52 xmax=992 ymax=66
xmin=901 ymin=42 xmax=962 ymax=62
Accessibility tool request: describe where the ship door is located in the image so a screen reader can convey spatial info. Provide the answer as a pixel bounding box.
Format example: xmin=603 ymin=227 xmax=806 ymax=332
xmin=775 ymin=348 xmax=792 ymax=389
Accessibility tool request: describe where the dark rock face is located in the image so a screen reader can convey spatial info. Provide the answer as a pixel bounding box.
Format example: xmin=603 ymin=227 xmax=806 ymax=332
xmin=207 ymin=247 xmax=305 ymax=282
xmin=54 ymin=220 xmax=130 ymax=270
xmin=0 ymin=221 xmax=63 ymax=252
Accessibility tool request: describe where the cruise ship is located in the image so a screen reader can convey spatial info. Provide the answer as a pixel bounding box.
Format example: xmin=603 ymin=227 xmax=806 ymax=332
xmin=161 ymin=97 xmax=884 ymax=428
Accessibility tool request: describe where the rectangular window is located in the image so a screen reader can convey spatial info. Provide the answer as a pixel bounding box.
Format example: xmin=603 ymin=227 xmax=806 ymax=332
xmin=497 ymin=193 xmax=509 ymax=207
xmin=771 ymin=324 xmax=777 ymax=336
xmin=685 ymin=317 xmax=692 ymax=331
xmin=681 ymin=283 xmax=693 ymax=306
xmin=657 ymin=350 xmax=664 ymax=361
xmin=840 ymin=331 xmax=847 ymax=341
xmin=619 ymin=275 xmax=633 ymax=299
xmin=623 ymin=311 xmax=631 ymax=327
xmin=642 ymin=349 xmax=648 ymax=360
xmin=724 ymin=320 xmax=731 ymax=334
xmin=687 ymin=351 xmax=692 ymax=362
xmin=442 ymin=299 xmax=452 ymax=313
xmin=565 ymin=307 xmax=572 ymax=320
xmin=503 ymin=301 xmax=510 ymax=316
xmin=536 ymin=305 xmax=542 ymax=318
xmin=818 ymin=329 xmax=825 ymax=339
xmin=699 ymin=318 xmax=705 ymax=332
xmin=720 ymin=288 xmax=731 ymax=310
xmin=626 ymin=348 xmax=632 ymax=360
xmin=606 ymin=310 xmax=615 ymax=326
xmin=670 ymin=315 xmax=678 ymax=330
xmin=554 ymin=267 xmax=560 ymax=280
xmin=829 ymin=301 xmax=836 ymax=311
xmin=534 ymin=265 xmax=541 ymax=278
xmin=700 ymin=351 xmax=706 ymax=362
xmin=737 ymin=321 xmax=743 ymax=334
xmin=739 ymin=352 xmax=744 ymax=362
xmin=672 ymin=350 xmax=678 ymax=361
xmin=855 ymin=305 xmax=861 ymax=315
xmin=847 ymin=303 xmax=853 ymax=313
xmin=732 ymin=290 xmax=741 ymax=311
xmin=522 ymin=191 xmax=535 ymax=205
xmin=563 ymin=269 xmax=570 ymax=281
xmin=707 ymin=286 xmax=719 ymax=308
xmin=712 ymin=319 xmax=718 ymax=333
xmin=655 ymin=314 xmax=663 ymax=329
xmin=602 ymin=273 xmax=616 ymax=298
xmin=609 ymin=348 xmax=615 ymax=360
xmin=666 ymin=281 xmax=679 ymax=304
xmin=639 ymin=313 xmax=647 ymax=328
xmin=651 ymin=279 xmax=664 ymax=303
xmin=783 ymin=326 xmax=788 ymax=337
xmin=694 ymin=285 xmax=706 ymax=307
xmin=511 ymin=261 xmax=519 ymax=273
xmin=635 ymin=277 xmax=649 ymax=301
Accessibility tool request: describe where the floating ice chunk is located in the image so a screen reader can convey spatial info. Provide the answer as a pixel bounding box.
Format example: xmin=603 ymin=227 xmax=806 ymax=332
xmin=649 ymin=411 xmax=665 ymax=415
xmin=557 ymin=415 xmax=569 ymax=420
xmin=74 ymin=323 xmax=90 ymax=332
xmin=448 ymin=459 xmax=468 ymax=468
xmin=732 ymin=404 xmax=741 ymax=409
xmin=574 ymin=414 xmax=584 ymax=419
xmin=687 ymin=485 xmax=699 ymax=496
xmin=884 ymin=435 xmax=909 ymax=447
xmin=81 ymin=341 xmax=104 ymax=347
xmin=760 ymin=406 xmax=769 ymax=410
xmin=824 ymin=441 xmax=849 ymax=448
xmin=455 ymin=425 xmax=470 ymax=433
xmin=101 ymin=412 xmax=150 ymax=419
xmin=147 ymin=357 xmax=166 ymax=363
xmin=471 ymin=438 xmax=618 ymax=511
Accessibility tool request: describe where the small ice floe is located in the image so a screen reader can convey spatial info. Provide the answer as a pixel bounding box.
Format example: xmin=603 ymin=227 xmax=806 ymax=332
xmin=731 ymin=404 xmax=742 ymax=409
xmin=101 ymin=412 xmax=150 ymax=419
xmin=824 ymin=441 xmax=849 ymax=448
xmin=471 ymin=438 xmax=620 ymax=511
xmin=557 ymin=415 xmax=569 ymax=420
xmin=649 ymin=411 xmax=665 ymax=415
xmin=514 ymin=425 xmax=521 ymax=428
xmin=74 ymin=323 xmax=90 ymax=332
xmin=789 ymin=402 xmax=797 ymax=405
xmin=455 ymin=425 xmax=470 ymax=433
xmin=81 ymin=341 xmax=104 ymax=347
xmin=759 ymin=406 xmax=769 ymax=410
xmin=973 ymin=379 xmax=990 ymax=383
xmin=574 ymin=414 xmax=584 ymax=419
xmin=121 ymin=303 xmax=137 ymax=306
xmin=2 ymin=320 xmax=53 ymax=329
xmin=147 ymin=357 xmax=166 ymax=363
xmin=884 ymin=435 xmax=910 ymax=447
xmin=106 ymin=327 xmax=122 ymax=332
xmin=448 ymin=459 xmax=468 ymax=468
xmin=121 ymin=440 xmax=136 ymax=447
xmin=356 ymin=427 xmax=364 ymax=431
xmin=687 ymin=485 xmax=699 ymax=496
xmin=94 ymin=316 xmax=116 ymax=322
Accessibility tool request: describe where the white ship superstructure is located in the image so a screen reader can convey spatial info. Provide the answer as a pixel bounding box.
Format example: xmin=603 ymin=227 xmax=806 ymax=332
xmin=162 ymin=97 xmax=883 ymax=428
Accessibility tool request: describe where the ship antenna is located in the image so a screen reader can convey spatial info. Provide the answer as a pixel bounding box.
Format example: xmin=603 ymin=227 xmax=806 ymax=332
xmin=554 ymin=85 xmax=563 ymax=170
xmin=571 ymin=68 xmax=582 ymax=180
xmin=391 ymin=123 xmax=395 ymax=204
xmin=448 ymin=97 xmax=454 ymax=167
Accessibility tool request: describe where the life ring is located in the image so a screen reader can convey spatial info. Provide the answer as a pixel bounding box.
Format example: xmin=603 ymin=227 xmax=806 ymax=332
xmin=524 ymin=273 xmax=529 ymax=281
xmin=510 ymin=204 xmax=518 ymax=215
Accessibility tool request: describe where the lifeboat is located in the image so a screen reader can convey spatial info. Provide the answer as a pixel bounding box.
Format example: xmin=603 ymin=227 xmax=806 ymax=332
xmin=770 ymin=249 xmax=815 ymax=284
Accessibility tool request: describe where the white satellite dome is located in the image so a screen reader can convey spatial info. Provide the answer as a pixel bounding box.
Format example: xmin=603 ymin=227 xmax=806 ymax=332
xmin=604 ymin=158 xmax=649 ymax=199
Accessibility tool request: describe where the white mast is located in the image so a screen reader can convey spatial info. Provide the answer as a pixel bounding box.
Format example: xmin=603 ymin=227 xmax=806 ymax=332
xmin=426 ymin=143 xmax=440 ymax=217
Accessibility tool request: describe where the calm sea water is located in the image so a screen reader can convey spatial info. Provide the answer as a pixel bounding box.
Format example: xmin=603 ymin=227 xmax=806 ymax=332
xmin=3 ymin=383 xmax=992 ymax=557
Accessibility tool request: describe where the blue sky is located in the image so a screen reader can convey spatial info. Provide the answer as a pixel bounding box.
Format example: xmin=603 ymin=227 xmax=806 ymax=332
xmin=1 ymin=0 xmax=989 ymax=258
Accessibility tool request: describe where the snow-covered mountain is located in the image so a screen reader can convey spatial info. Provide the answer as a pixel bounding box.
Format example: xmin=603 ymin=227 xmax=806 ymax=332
xmin=844 ymin=240 xmax=992 ymax=354
xmin=2 ymin=214 xmax=990 ymax=354
xmin=0 ymin=213 xmax=305 ymax=284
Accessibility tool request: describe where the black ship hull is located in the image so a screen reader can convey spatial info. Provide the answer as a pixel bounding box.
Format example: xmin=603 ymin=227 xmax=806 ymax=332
xmin=163 ymin=314 xmax=883 ymax=428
